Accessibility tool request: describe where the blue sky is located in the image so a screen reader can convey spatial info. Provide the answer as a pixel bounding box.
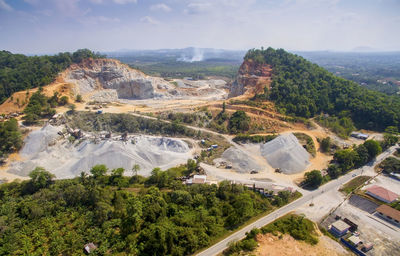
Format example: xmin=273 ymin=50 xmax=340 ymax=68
xmin=0 ymin=0 xmax=399 ymax=54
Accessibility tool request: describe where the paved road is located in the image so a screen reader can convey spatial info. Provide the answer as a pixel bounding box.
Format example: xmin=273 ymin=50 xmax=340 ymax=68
xmin=196 ymin=145 xmax=399 ymax=256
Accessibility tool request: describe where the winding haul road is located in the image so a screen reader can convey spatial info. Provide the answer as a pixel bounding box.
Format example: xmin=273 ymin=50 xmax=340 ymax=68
xmin=196 ymin=145 xmax=398 ymax=256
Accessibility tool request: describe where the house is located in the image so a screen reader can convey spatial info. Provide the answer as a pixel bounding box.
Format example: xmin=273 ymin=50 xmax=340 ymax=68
xmin=84 ymin=243 xmax=97 ymax=254
xmin=348 ymin=235 xmax=361 ymax=246
xmin=330 ymin=220 xmax=350 ymax=237
xmin=366 ymin=185 xmax=399 ymax=203
xmin=376 ymin=204 xmax=400 ymax=226
xmin=186 ymin=175 xmax=207 ymax=185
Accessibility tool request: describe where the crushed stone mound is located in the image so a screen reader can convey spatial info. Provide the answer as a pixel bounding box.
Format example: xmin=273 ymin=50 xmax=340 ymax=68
xmin=21 ymin=124 xmax=63 ymax=156
xmin=260 ymin=133 xmax=310 ymax=174
xmin=9 ymin=128 xmax=192 ymax=179
xmin=221 ymin=147 xmax=263 ymax=173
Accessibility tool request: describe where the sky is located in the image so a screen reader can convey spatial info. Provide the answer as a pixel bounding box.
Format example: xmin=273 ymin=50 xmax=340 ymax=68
xmin=0 ymin=0 xmax=399 ymax=54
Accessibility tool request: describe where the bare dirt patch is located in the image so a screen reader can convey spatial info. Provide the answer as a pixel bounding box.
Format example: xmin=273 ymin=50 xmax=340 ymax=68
xmin=254 ymin=233 xmax=349 ymax=256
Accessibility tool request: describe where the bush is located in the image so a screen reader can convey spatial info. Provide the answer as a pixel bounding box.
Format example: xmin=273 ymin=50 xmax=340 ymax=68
xmin=320 ymin=137 xmax=331 ymax=153
xmin=228 ymin=111 xmax=250 ymax=133
xmin=303 ymin=170 xmax=323 ymax=188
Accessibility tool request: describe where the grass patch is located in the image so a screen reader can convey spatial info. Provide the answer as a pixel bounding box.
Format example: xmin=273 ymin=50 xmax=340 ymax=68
xmin=293 ymin=132 xmax=316 ymax=157
xmin=339 ymin=175 xmax=370 ymax=195
xmin=319 ymin=225 xmax=339 ymax=242
xmin=233 ymin=134 xmax=277 ymax=144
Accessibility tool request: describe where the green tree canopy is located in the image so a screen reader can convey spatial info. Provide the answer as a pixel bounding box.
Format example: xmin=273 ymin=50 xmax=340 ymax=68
xmin=28 ymin=167 xmax=55 ymax=191
xmin=304 ymin=170 xmax=323 ymax=188
xmin=228 ymin=110 xmax=250 ymax=133
xmin=363 ymin=140 xmax=382 ymax=159
xmin=245 ymin=47 xmax=400 ymax=131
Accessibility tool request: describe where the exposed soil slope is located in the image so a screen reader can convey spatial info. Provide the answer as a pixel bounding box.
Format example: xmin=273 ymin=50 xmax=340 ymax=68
xmin=229 ymin=59 xmax=272 ymax=98
xmin=254 ymin=233 xmax=349 ymax=256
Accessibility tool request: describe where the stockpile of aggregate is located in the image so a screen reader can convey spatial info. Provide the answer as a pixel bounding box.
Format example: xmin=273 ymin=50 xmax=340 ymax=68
xmin=260 ymin=133 xmax=310 ymax=174
xmin=220 ymin=147 xmax=263 ymax=173
xmin=9 ymin=125 xmax=192 ymax=178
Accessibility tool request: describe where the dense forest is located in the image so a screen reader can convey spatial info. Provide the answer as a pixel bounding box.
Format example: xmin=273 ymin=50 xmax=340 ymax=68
xmin=0 ymin=118 xmax=22 ymax=158
xmin=0 ymin=162 xmax=299 ymax=255
xmin=245 ymin=48 xmax=400 ymax=131
xmin=0 ymin=49 xmax=104 ymax=103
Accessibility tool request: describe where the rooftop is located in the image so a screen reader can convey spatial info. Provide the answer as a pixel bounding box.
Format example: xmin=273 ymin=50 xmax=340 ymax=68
xmin=366 ymin=185 xmax=399 ymax=202
xmin=348 ymin=235 xmax=361 ymax=245
xmin=332 ymin=220 xmax=350 ymax=232
xmin=376 ymin=204 xmax=400 ymax=222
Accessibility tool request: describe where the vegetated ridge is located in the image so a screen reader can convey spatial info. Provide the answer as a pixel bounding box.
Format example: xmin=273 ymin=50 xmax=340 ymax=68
xmin=0 ymin=49 xmax=104 ymax=104
xmin=233 ymin=47 xmax=400 ymax=131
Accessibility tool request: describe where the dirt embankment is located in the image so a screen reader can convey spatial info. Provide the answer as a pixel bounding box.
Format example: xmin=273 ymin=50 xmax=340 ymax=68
xmin=0 ymin=75 xmax=74 ymax=115
xmin=229 ymin=59 xmax=272 ymax=98
xmin=254 ymin=233 xmax=350 ymax=256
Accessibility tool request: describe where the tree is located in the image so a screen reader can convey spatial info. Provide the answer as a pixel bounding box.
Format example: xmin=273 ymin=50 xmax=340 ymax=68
xmin=334 ymin=149 xmax=358 ymax=171
xmin=320 ymin=137 xmax=331 ymax=152
xmin=381 ymin=133 xmax=399 ymax=150
xmin=363 ymin=140 xmax=382 ymax=159
xmin=355 ymin=144 xmax=369 ymax=166
xmin=303 ymin=170 xmax=323 ymax=188
xmin=228 ymin=111 xmax=250 ymax=133
xmin=28 ymin=167 xmax=55 ymax=191
xmin=58 ymin=96 xmax=69 ymax=106
xmin=75 ymin=94 xmax=83 ymax=102
xmin=0 ymin=118 xmax=22 ymax=157
xmin=90 ymin=164 xmax=108 ymax=178
xmin=186 ymin=159 xmax=197 ymax=175
xmin=132 ymin=164 xmax=140 ymax=176
xmin=68 ymin=104 xmax=76 ymax=114
xmin=385 ymin=126 xmax=398 ymax=134
xmin=327 ymin=164 xmax=341 ymax=179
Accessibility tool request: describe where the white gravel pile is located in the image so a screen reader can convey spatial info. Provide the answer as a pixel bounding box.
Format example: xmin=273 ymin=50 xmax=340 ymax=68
xmin=260 ymin=133 xmax=310 ymax=174
xmin=220 ymin=147 xmax=263 ymax=173
xmin=9 ymin=126 xmax=192 ymax=178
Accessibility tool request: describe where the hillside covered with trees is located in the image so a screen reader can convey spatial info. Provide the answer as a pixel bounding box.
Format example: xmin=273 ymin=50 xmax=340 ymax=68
xmin=0 ymin=163 xmax=299 ymax=255
xmin=0 ymin=49 xmax=104 ymax=103
xmin=245 ymin=48 xmax=400 ymax=131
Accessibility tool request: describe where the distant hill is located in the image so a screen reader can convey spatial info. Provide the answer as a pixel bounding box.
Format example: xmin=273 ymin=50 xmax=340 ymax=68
xmin=0 ymin=49 xmax=104 ymax=104
xmin=239 ymin=47 xmax=400 ymax=131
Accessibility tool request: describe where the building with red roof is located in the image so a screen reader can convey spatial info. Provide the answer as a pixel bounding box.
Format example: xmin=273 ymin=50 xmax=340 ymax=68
xmin=366 ymin=185 xmax=399 ymax=203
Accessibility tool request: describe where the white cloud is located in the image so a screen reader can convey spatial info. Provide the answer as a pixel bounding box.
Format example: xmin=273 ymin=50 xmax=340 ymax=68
xmin=140 ymin=16 xmax=159 ymax=25
xmin=113 ymin=0 xmax=137 ymax=4
xmin=184 ymin=2 xmax=212 ymax=15
xmin=0 ymin=0 xmax=13 ymax=11
xmin=150 ymin=3 xmax=171 ymax=12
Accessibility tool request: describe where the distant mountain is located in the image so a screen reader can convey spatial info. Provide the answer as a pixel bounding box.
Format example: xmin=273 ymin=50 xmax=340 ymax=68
xmin=352 ymin=46 xmax=377 ymax=52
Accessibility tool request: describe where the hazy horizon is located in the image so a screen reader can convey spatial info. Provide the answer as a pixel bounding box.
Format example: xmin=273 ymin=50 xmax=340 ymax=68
xmin=1 ymin=0 xmax=399 ymax=54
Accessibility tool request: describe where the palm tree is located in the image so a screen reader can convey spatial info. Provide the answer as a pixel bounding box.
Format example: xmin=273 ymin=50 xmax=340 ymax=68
xmin=132 ymin=164 xmax=140 ymax=177
xmin=80 ymin=171 xmax=88 ymax=184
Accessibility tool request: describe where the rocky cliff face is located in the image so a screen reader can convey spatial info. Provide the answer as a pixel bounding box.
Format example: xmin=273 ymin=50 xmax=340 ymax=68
xmin=229 ymin=59 xmax=272 ymax=98
xmin=65 ymin=58 xmax=175 ymax=100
